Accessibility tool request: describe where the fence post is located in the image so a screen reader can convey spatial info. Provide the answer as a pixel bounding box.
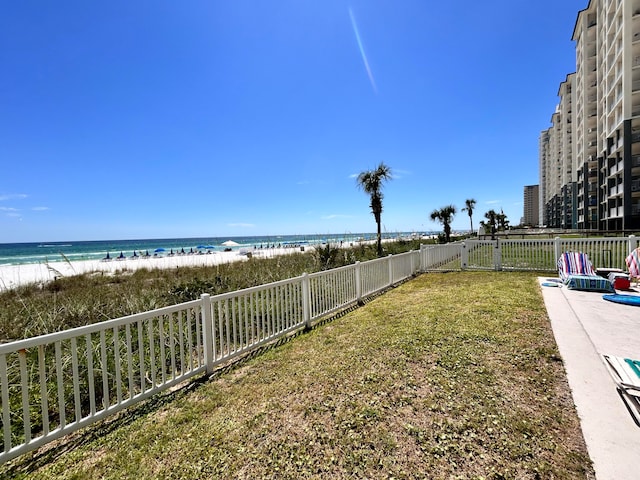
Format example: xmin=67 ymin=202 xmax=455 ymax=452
xmin=492 ymin=239 xmax=502 ymax=271
xmin=409 ymin=250 xmax=415 ymax=275
xmin=388 ymin=254 xmax=394 ymax=286
xmin=554 ymin=237 xmax=562 ymax=263
xmin=302 ymin=273 xmax=311 ymax=329
xmin=629 ymin=235 xmax=638 ymax=253
xmin=200 ymin=293 xmax=214 ymax=374
xmin=355 ymin=262 xmax=362 ymax=304
xmin=461 ymin=242 xmax=468 ymax=270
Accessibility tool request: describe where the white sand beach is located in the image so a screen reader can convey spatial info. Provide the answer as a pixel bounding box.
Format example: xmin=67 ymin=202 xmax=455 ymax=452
xmin=0 ymin=247 xmax=304 ymax=291
xmin=0 ymin=237 xmax=408 ymax=292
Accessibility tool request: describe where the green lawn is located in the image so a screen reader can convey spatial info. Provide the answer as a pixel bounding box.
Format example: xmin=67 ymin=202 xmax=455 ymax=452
xmin=3 ymin=271 xmax=593 ymax=479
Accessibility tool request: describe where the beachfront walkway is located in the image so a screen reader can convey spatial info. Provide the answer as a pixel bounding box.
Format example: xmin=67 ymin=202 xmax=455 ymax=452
xmin=539 ymin=278 xmax=640 ymax=480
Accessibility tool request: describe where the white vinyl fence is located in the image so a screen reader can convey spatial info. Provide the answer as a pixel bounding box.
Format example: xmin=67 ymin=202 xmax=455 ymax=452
xmin=0 ymin=251 xmax=421 ymax=463
xmin=420 ymin=235 xmax=639 ymax=273
xmin=3 ymin=235 xmax=638 ymax=463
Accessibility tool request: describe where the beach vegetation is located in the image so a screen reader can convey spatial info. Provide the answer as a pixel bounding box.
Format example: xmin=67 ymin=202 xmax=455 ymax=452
xmin=0 ymin=239 xmax=427 ymax=343
xmin=356 ymin=163 xmax=393 ymax=257
xmin=430 ymin=204 xmax=457 ymax=244
xmin=2 ymin=272 xmax=593 ymax=479
xmin=312 ymin=242 xmax=343 ymax=270
xmin=480 ymin=209 xmax=511 ymax=239
xmin=462 ymin=198 xmax=477 ymax=234
xmin=482 ymin=209 xmax=499 ymax=239
xmin=497 ymin=209 xmax=510 ymax=230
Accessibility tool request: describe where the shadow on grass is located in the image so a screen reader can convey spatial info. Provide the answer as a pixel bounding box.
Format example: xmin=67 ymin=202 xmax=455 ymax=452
xmin=2 ymin=283 xmax=400 ymax=478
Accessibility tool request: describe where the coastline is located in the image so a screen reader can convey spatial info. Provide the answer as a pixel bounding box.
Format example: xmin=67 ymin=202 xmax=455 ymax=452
xmin=0 ymin=247 xmax=300 ymax=291
xmin=0 ymin=236 xmax=428 ymax=292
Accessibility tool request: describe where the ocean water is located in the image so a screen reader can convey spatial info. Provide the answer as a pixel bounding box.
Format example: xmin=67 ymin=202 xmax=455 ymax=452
xmin=0 ymin=233 xmax=423 ymax=266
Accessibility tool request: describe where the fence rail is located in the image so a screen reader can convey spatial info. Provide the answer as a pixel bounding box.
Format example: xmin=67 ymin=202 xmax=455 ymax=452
xmin=0 ymin=251 xmax=419 ymax=463
xmin=419 ymin=235 xmax=639 ymax=273
xmin=2 ymin=236 xmax=638 ymax=463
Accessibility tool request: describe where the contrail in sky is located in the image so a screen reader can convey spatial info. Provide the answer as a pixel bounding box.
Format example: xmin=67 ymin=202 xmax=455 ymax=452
xmin=349 ymin=7 xmax=377 ymax=94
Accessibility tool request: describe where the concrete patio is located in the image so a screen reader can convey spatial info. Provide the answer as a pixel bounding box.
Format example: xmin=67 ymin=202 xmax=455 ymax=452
xmin=539 ymin=278 xmax=640 ymax=480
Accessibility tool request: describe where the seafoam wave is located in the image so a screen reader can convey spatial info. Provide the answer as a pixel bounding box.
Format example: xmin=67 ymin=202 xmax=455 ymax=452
xmin=0 ymin=233 xmax=429 ymax=266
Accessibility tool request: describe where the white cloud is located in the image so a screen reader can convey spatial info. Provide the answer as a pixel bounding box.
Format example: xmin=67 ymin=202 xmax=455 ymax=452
xmin=0 ymin=207 xmax=21 ymax=218
xmin=32 ymin=206 xmax=50 ymax=211
xmin=321 ymin=214 xmax=353 ymax=220
xmin=391 ymin=168 xmax=411 ymax=179
xmin=0 ymin=194 xmax=27 ymax=201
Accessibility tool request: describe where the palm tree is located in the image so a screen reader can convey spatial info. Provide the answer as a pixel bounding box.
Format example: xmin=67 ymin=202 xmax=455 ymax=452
xmin=357 ymin=162 xmax=393 ymax=257
xmin=430 ymin=205 xmax=457 ymax=243
xmin=461 ymin=198 xmax=476 ymax=234
xmin=496 ymin=210 xmax=509 ymax=231
xmin=485 ymin=209 xmax=497 ymax=239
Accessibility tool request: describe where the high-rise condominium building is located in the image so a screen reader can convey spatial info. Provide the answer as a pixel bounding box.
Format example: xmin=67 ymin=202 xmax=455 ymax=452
xmin=523 ymin=185 xmax=540 ymax=226
xmin=540 ymin=0 xmax=640 ymax=231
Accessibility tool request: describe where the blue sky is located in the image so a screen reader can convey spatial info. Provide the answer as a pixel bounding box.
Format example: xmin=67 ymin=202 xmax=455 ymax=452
xmin=1 ymin=1 xmax=586 ymax=243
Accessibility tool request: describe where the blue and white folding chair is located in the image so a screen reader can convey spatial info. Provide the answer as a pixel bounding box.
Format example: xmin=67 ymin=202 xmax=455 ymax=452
xmin=602 ymin=354 xmax=640 ymax=427
xmin=557 ymin=252 xmax=615 ymax=293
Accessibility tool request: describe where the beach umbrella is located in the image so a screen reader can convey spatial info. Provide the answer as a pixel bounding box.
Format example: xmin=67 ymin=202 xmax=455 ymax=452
xmin=205 ymin=245 xmax=215 ymax=249
xmin=197 ymin=245 xmax=207 ymax=249
xmin=154 ymin=248 xmax=166 ymax=253
xmin=222 ymin=240 xmax=240 ymax=247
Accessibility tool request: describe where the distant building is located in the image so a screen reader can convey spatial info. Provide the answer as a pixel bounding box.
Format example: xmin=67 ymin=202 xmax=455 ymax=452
xmin=523 ymin=185 xmax=540 ymax=227
xmin=539 ymin=0 xmax=640 ymax=231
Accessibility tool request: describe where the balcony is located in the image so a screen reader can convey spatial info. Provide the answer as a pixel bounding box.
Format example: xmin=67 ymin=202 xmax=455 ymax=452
xmin=608 ymin=184 xmax=623 ymax=197
xmin=609 ymin=206 xmax=623 ymax=218
xmin=608 ymin=161 xmax=623 ymax=176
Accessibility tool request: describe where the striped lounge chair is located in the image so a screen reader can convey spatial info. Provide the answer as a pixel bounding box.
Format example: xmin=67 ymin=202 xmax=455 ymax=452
xmin=602 ymin=354 xmax=640 ymax=426
xmin=626 ymin=248 xmax=640 ymax=287
xmin=556 ymin=251 xmax=615 ymax=293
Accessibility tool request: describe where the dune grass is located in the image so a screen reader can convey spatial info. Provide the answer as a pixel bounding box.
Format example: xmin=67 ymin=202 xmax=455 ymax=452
xmin=3 ymin=271 xmax=593 ymax=479
xmin=0 ymin=240 xmax=426 ymax=343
